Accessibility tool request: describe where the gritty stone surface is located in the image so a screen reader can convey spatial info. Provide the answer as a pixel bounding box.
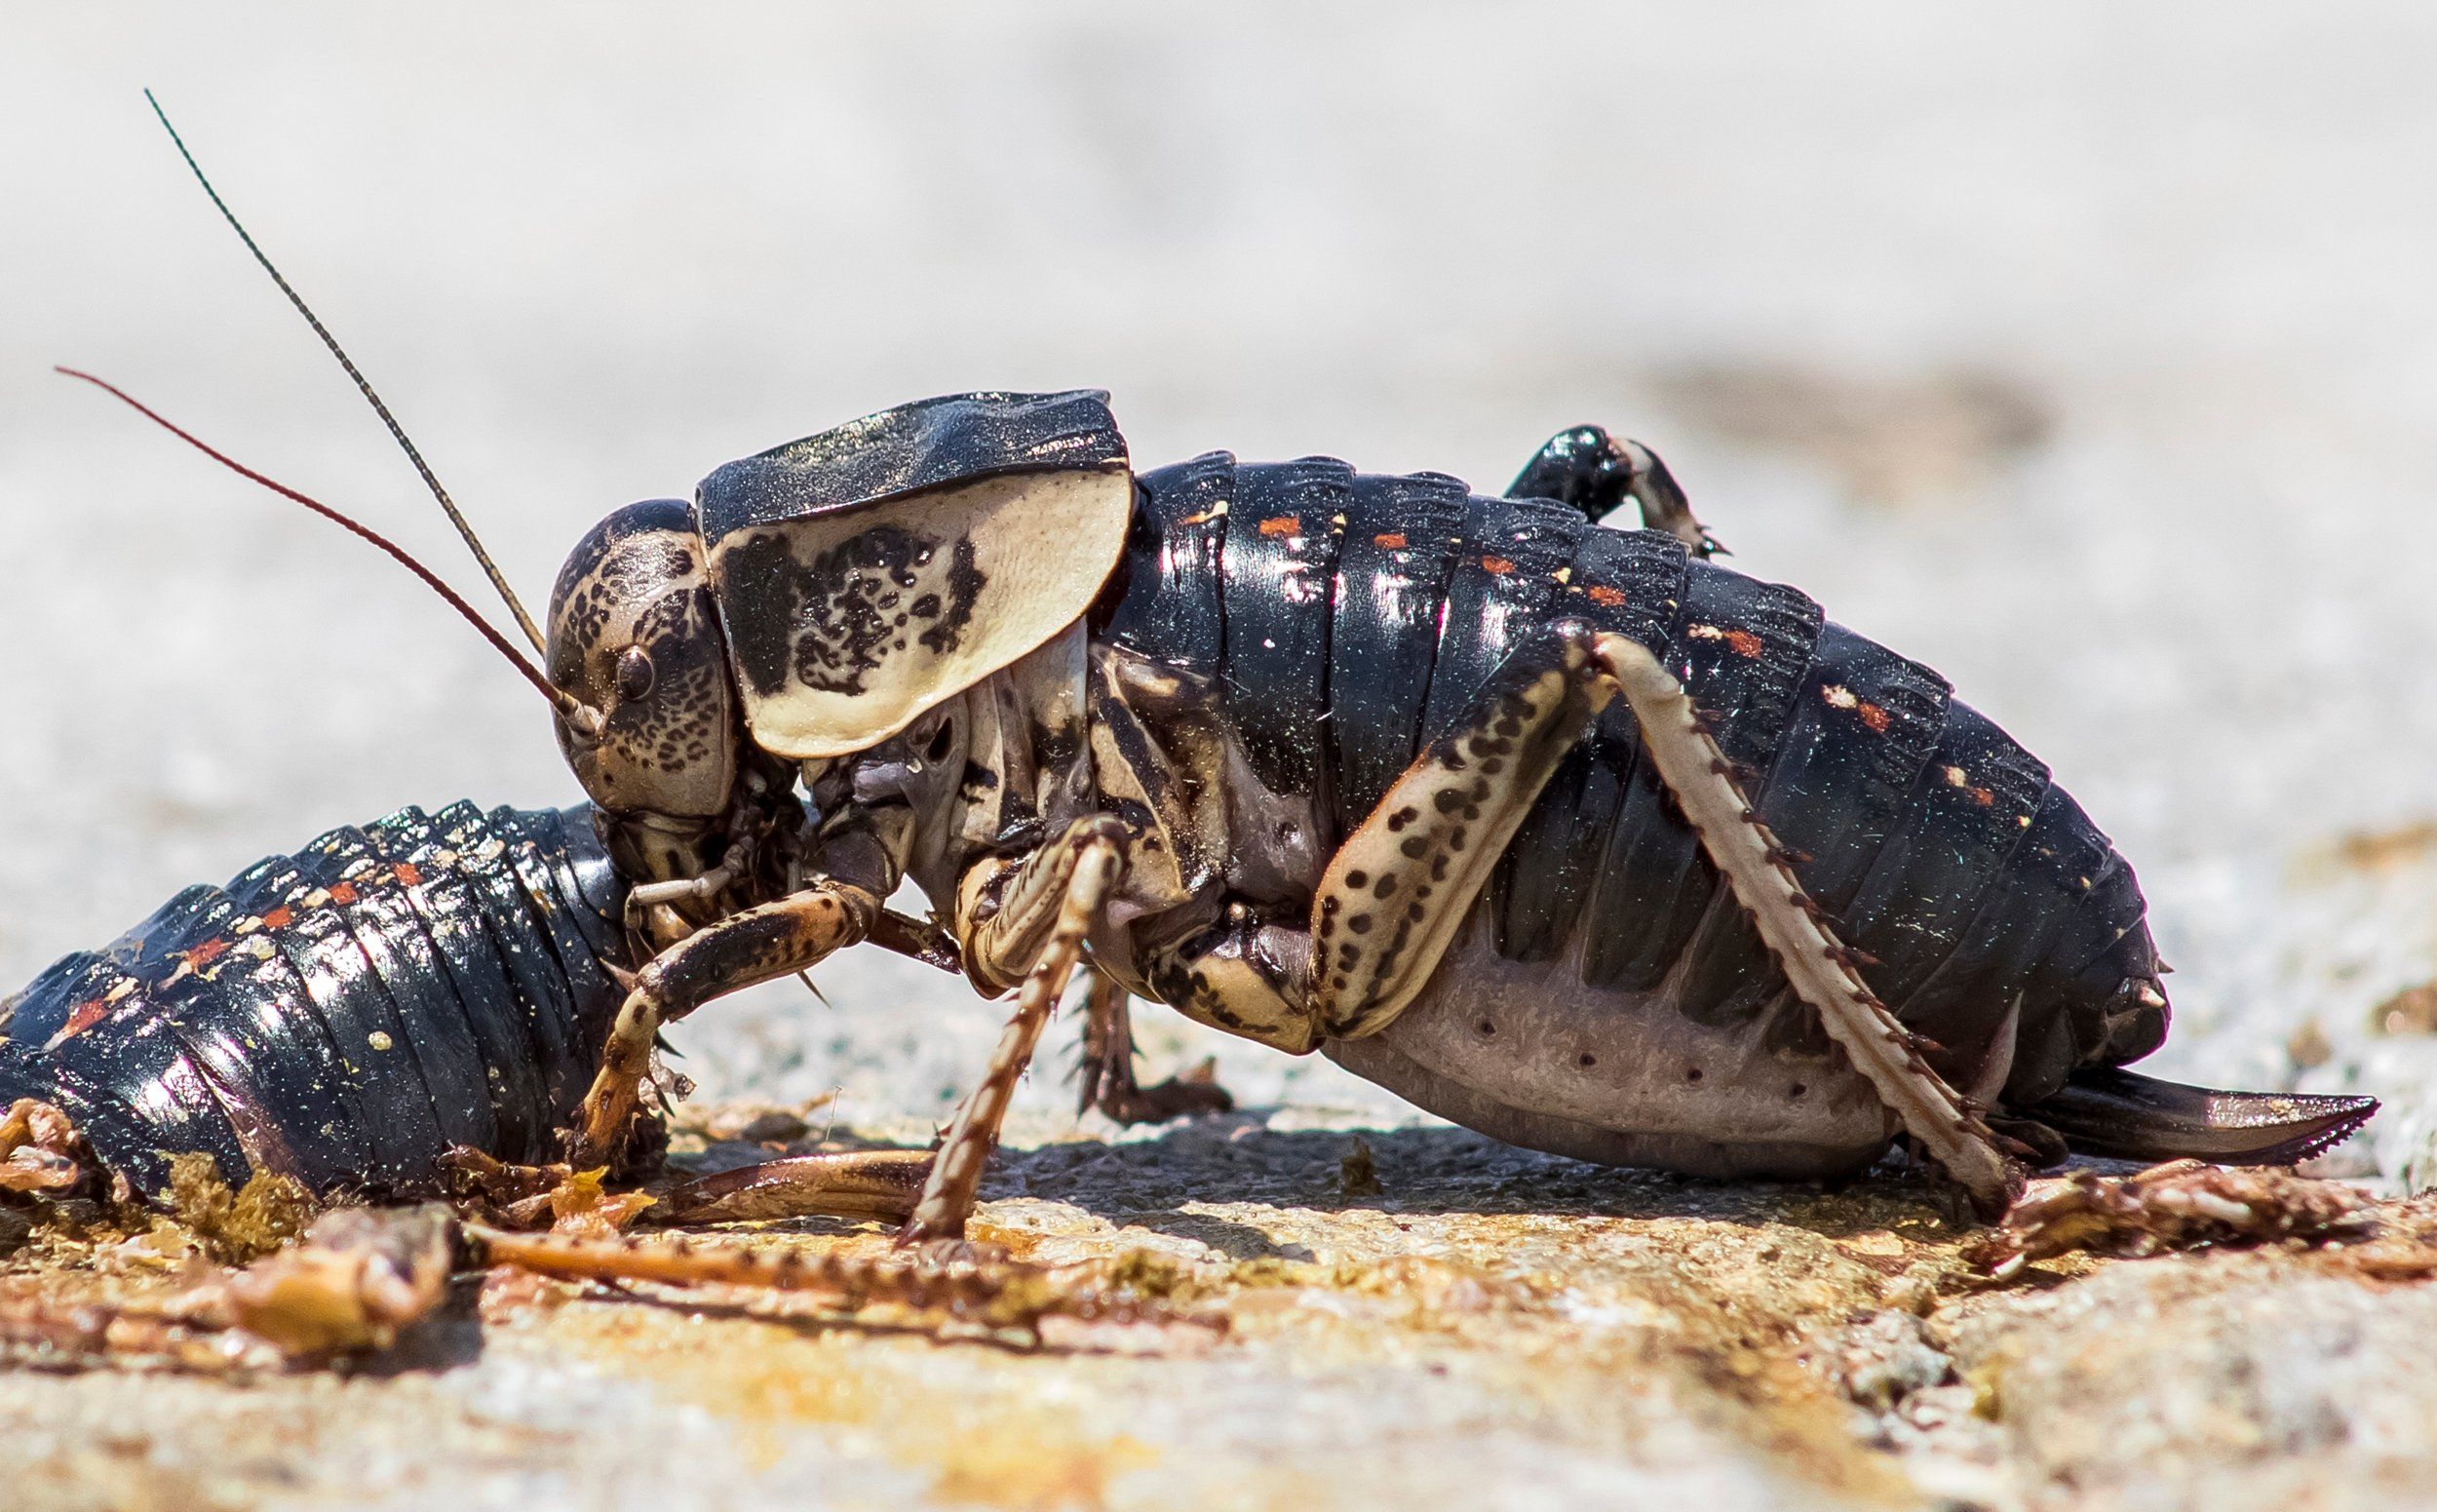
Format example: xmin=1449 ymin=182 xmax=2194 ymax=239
xmin=10 ymin=7 xmax=2437 ymax=1509
xmin=1939 ymin=1260 xmax=2437 ymax=1512
xmin=12 ymin=1122 xmax=2437 ymax=1511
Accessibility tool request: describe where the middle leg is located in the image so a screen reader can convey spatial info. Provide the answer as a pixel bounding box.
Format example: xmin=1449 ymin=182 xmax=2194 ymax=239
xmin=1073 ymin=967 xmax=1233 ymax=1124
xmin=903 ymin=819 xmax=1131 ymax=1245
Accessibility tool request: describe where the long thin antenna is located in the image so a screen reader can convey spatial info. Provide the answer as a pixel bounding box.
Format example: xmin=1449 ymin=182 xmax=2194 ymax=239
xmin=58 ymin=368 xmax=602 ymax=736
xmin=142 ymin=89 xmax=551 ymax=659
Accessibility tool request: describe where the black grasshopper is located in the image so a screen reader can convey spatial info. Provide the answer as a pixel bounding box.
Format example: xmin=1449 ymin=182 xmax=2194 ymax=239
xmin=21 ymin=106 xmax=2377 ymax=1236
xmin=524 ymin=390 xmax=2376 ymax=1230
xmin=28 ymin=385 xmax=2375 ymax=1231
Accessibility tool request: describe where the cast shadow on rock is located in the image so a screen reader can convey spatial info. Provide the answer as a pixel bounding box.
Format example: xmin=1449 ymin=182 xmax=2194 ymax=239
xmin=987 ymin=1115 xmax=1964 ymax=1243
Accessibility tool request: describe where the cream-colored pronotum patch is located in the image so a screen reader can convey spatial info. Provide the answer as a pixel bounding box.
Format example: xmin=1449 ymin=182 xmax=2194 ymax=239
xmin=708 ymin=468 xmax=1132 ymax=759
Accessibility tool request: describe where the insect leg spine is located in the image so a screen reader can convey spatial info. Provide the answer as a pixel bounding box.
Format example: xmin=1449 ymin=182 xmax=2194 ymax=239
xmin=1592 ymin=633 xmax=2020 ymax=1211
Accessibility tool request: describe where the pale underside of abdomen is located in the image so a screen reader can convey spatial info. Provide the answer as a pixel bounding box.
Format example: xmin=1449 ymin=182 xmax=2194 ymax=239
xmin=1325 ymin=917 xmax=1897 ymax=1181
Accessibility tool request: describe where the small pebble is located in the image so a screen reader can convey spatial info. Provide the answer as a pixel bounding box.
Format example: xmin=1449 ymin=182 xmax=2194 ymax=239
xmin=2288 ymin=1018 xmax=2332 ymax=1070
xmin=2368 ymin=984 xmax=2437 ymax=1037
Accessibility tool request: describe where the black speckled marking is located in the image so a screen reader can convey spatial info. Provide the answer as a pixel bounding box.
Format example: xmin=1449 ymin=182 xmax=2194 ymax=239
xmin=1316 ymin=629 xmax=1590 ymax=1039
xmin=718 ymin=528 xmax=798 ymax=698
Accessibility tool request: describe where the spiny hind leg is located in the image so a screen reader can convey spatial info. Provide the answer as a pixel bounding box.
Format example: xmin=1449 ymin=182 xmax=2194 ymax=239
xmin=909 ymin=819 xmax=1130 ymax=1245
xmin=1288 ymin=613 xmax=2020 ymax=1211
xmin=1315 ymin=622 xmax=1620 ymax=1039
xmin=1592 ymin=633 xmax=2021 ymax=1213
xmin=1075 ymin=967 xmax=1232 ymax=1125
xmin=1509 ymin=427 xmax=1722 ymax=557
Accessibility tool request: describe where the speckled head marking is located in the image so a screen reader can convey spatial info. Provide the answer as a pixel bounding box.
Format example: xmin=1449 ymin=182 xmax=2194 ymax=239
xmin=547 ymin=499 xmax=741 ymax=821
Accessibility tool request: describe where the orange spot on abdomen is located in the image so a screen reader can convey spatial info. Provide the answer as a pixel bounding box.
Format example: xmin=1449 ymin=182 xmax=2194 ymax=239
xmin=1585 ymin=584 xmax=1628 ymax=607
xmin=392 ymin=863 xmax=423 ymax=887
xmin=54 ymin=997 xmax=111 ymax=1043
xmin=1257 ymin=515 xmax=1300 ymax=539
xmin=259 ymin=906 xmax=294 ymax=930
xmin=327 ymin=881 xmax=359 ymax=906
xmin=1723 ymin=629 xmax=1762 ymax=658
xmin=1856 ymin=702 xmax=1891 ymax=733
xmin=1373 ymin=531 xmax=1408 ymax=550
xmin=1481 ymin=556 xmax=1516 ymax=575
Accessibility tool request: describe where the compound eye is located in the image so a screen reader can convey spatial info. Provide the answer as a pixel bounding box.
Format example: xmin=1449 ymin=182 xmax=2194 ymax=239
xmin=614 ymin=645 xmax=656 ymax=704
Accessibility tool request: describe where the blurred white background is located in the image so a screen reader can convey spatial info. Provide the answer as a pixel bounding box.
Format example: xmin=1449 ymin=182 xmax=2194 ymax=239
xmin=6 ymin=4 xmax=2437 ymax=1145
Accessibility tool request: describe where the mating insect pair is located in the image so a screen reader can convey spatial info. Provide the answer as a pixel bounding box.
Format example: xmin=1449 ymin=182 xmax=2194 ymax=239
xmin=1 ymin=100 xmax=2379 ymax=1265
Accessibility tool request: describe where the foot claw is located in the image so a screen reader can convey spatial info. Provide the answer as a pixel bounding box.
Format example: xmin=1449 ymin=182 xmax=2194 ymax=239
xmin=893 ymin=1204 xmax=1015 ymax=1265
xmin=894 ymin=1233 xmax=1008 ymax=1267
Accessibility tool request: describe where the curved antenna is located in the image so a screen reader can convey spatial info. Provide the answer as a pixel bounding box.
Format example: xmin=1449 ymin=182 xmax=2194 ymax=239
xmin=142 ymin=89 xmax=551 ymax=659
xmin=58 ymin=368 xmax=603 ymax=737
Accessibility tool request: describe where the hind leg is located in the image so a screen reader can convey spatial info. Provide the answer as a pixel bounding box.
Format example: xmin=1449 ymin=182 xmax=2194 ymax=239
xmin=1313 ymin=623 xmax=1620 ymax=1038
xmin=1509 ymin=427 xmax=1721 ymax=557
xmin=1593 ymin=634 xmax=2019 ymax=1211
xmin=1285 ymin=619 xmax=2021 ymax=1212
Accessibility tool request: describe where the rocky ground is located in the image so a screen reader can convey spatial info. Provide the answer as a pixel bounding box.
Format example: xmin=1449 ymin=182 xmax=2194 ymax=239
xmin=10 ymin=1110 xmax=2437 ymax=1512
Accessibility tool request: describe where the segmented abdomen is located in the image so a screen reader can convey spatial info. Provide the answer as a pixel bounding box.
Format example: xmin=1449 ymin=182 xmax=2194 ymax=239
xmin=0 ymin=803 xmax=630 ymax=1200
xmin=1102 ymin=453 xmax=2167 ymax=1105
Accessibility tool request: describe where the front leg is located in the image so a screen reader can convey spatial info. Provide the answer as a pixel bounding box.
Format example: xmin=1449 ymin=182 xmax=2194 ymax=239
xmin=568 ymin=872 xmax=884 ymax=1167
xmin=903 ymin=819 xmax=1130 ymax=1245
